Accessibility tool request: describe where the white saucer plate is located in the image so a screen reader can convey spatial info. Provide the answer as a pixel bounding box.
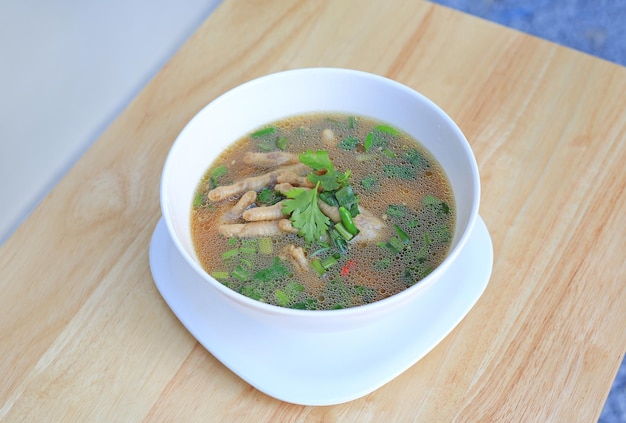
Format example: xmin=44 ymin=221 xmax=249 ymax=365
xmin=149 ymin=216 xmax=493 ymax=406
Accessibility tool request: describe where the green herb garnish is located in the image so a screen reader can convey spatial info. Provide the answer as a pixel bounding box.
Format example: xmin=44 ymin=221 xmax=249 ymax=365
xmin=386 ymin=204 xmax=407 ymax=218
xmin=384 ymin=164 xmax=414 ymax=179
xmin=339 ymin=137 xmax=360 ymax=151
xmin=209 ymin=165 xmax=228 ymax=188
xmin=299 ymin=150 xmax=351 ymax=191
xmin=251 ymin=126 xmax=277 ymax=138
xmin=360 ymin=175 xmax=378 ymax=190
xmin=279 ymin=282 xmax=306 ymax=307
xmin=364 ymin=130 xmax=387 ymax=151
xmin=276 ymin=136 xmax=288 ymax=150
xmin=335 ymin=185 xmax=359 ymax=217
xmin=257 ymin=187 xmax=284 ymax=206
xmin=258 ymin=238 xmax=273 ymax=254
xmin=373 ymin=258 xmax=391 ymax=270
xmin=406 ymin=148 xmax=429 ymax=168
xmin=431 ymin=224 xmax=452 ymax=243
xmin=252 ymin=257 xmax=292 ymax=283
xmin=375 ymin=124 xmax=400 ymax=136
xmin=282 ymin=150 xmax=358 ymax=243
xmin=282 ymin=182 xmax=330 ymax=243
xmin=232 ymin=265 xmax=250 ymax=281
xmin=193 ymin=192 xmax=204 ymax=208
xmin=210 ymin=271 xmax=229 ymax=280
xmin=423 ymin=194 xmax=450 ymax=215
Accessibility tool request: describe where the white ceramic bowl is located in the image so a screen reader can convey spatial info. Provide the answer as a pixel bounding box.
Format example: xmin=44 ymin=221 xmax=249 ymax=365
xmin=161 ymin=68 xmax=480 ymax=331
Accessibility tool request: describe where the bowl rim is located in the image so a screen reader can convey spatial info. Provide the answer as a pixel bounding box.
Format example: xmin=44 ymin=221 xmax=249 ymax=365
xmin=161 ymin=67 xmax=480 ymax=318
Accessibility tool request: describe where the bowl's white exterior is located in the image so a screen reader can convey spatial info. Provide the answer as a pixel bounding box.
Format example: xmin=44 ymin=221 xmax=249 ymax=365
xmin=161 ymin=68 xmax=480 ymax=331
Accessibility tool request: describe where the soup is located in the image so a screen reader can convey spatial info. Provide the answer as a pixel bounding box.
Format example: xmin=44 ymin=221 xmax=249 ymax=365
xmin=191 ymin=113 xmax=455 ymax=310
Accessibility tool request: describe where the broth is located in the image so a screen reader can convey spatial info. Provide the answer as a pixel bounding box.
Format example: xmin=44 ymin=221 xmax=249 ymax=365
xmin=191 ymin=113 xmax=455 ymax=310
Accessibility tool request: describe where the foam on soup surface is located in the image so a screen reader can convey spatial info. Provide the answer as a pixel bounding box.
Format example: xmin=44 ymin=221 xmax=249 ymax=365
xmin=191 ymin=113 xmax=455 ymax=310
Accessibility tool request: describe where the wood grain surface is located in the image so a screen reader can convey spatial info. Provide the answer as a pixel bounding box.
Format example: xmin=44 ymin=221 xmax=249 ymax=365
xmin=2 ymin=0 xmax=625 ymax=421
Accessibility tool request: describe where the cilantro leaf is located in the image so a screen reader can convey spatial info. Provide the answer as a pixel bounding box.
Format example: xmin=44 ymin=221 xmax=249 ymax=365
xmin=299 ymin=150 xmax=334 ymax=171
xmin=308 ymin=168 xmax=351 ymax=191
xmin=337 ymin=169 xmax=351 ymax=186
xmin=308 ymin=171 xmax=341 ymax=191
xmin=282 ymin=183 xmax=330 ymax=243
xmin=299 ymin=150 xmax=351 ymax=191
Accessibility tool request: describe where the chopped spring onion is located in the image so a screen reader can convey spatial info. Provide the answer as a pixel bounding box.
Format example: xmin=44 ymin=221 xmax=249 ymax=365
xmin=403 ymin=268 xmax=416 ymax=286
xmin=339 ymin=137 xmax=359 ymax=151
xmin=193 ymin=193 xmax=203 ymax=208
xmin=209 ymin=165 xmax=228 ymax=188
xmin=387 ymin=236 xmax=405 ymax=253
xmin=364 ymin=132 xmax=374 ymax=152
xmin=221 ymin=248 xmax=239 ymax=260
xmin=373 ymin=258 xmax=391 ymax=270
xmin=330 ymin=229 xmax=349 ymax=254
xmin=424 ymin=230 xmax=432 ymax=246
xmin=311 ymin=259 xmax=326 ymax=275
xmin=259 ymin=238 xmax=273 ymax=254
xmin=274 ymin=289 xmax=290 ymax=306
xmin=364 ymin=130 xmax=387 ymax=151
xmin=386 ymin=204 xmax=407 ymax=218
xmin=309 ymin=246 xmax=330 ymax=258
xmin=240 ymin=246 xmax=257 ymax=255
xmin=232 ymin=265 xmax=250 ymax=281
xmin=320 ymin=255 xmax=339 ymax=270
xmin=374 ymin=124 xmax=400 ymax=135
xmin=211 ymin=271 xmax=229 ymax=280
xmin=377 ymin=241 xmax=396 ymax=254
xmin=334 ymin=222 xmax=355 ymax=241
xmin=432 ymin=224 xmax=451 ymax=242
xmin=393 ymin=224 xmax=411 ymax=244
xmin=360 ymin=175 xmax=378 ymax=190
xmin=406 ymin=148 xmax=429 ymax=168
xmin=416 ymin=231 xmax=432 ymax=262
xmin=276 ymin=136 xmax=288 ymax=150
xmin=251 ymin=126 xmax=276 ymax=138
xmin=382 ymin=147 xmax=396 ymax=158
xmin=275 ymin=282 xmax=305 ymax=307
xmin=383 ymin=164 xmax=414 ymax=179
xmin=211 ymin=165 xmax=228 ymax=179
xmin=423 ymin=194 xmax=442 ymax=206
xmin=258 ymin=140 xmax=275 ymax=152
xmin=240 ymin=258 xmax=254 ymax=269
